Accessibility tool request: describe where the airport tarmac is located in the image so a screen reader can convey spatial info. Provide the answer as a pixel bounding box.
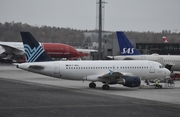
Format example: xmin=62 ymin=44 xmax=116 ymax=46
xmin=0 ymin=64 xmax=180 ymax=117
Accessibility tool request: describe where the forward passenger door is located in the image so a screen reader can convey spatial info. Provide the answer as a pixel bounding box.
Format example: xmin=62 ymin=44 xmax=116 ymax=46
xmin=54 ymin=63 xmax=60 ymax=74
xmin=149 ymin=62 xmax=155 ymax=73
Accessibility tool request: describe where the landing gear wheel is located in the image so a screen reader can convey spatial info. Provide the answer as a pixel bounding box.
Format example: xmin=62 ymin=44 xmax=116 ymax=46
xmin=89 ymin=82 xmax=96 ymax=88
xmin=158 ymin=85 xmax=162 ymax=89
xmin=102 ymin=84 xmax=110 ymax=90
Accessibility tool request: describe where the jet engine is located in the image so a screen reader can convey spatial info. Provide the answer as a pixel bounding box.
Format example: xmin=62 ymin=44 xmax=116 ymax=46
xmin=121 ymin=76 xmax=141 ymax=87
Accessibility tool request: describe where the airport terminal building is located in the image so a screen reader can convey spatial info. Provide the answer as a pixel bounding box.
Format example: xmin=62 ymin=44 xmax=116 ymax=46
xmin=83 ymin=32 xmax=180 ymax=59
xmin=136 ymin=43 xmax=180 ymax=55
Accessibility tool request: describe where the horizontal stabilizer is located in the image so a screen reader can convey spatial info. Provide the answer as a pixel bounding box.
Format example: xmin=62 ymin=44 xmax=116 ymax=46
xmin=28 ymin=65 xmax=44 ymax=70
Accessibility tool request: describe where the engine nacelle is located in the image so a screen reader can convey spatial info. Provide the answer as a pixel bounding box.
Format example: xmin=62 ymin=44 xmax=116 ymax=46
xmin=122 ymin=76 xmax=141 ymax=87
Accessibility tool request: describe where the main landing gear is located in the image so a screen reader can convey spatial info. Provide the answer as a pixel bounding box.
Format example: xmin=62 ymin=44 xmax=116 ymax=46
xmin=102 ymin=84 xmax=110 ymax=90
xmin=89 ymin=82 xmax=110 ymax=90
xmin=89 ymin=82 xmax=96 ymax=88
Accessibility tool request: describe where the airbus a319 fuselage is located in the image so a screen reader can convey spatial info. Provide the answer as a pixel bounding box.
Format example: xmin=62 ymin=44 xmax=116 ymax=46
xmin=17 ymin=60 xmax=169 ymax=82
xmin=112 ymin=55 xmax=180 ymax=71
xmin=16 ymin=32 xmax=171 ymax=90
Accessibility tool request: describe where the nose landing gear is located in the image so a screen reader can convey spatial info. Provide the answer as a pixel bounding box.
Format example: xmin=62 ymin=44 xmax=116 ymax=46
xmin=89 ymin=82 xmax=110 ymax=90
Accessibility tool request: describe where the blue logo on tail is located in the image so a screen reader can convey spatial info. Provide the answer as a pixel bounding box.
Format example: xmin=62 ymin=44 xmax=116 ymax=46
xmin=24 ymin=44 xmax=44 ymax=62
xmin=116 ymin=31 xmax=141 ymax=55
xmin=20 ymin=32 xmax=53 ymax=62
xmin=121 ymin=48 xmax=136 ymax=54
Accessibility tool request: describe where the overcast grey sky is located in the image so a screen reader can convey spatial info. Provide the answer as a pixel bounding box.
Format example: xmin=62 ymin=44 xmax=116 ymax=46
xmin=0 ymin=0 xmax=180 ymax=32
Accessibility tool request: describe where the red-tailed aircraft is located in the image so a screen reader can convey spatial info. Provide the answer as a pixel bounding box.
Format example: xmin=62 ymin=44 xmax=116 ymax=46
xmin=0 ymin=42 xmax=82 ymax=62
xmin=0 ymin=34 xmax=82 ymax=62
xmin=0 ymin=32 xmax=98 ymax=62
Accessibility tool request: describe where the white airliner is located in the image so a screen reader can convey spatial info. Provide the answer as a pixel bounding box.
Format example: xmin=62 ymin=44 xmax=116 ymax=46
xmin=16 ymin=32 xmax=170 ymax=90
xmin=108 ymin=31 xmax=180 ymax=72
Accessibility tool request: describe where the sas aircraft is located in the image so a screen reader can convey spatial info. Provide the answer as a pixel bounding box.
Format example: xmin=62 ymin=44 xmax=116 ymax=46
xmin=107 ymin=31 xmax=180 ymax=72
xmin=16 ymin=32 xmax=170 ymax=90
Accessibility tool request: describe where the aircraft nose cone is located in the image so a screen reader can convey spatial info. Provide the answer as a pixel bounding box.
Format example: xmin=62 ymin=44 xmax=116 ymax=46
xmin=69 ymin=46 xmax=80 ymax=57
xmin=165 ymin=68 xmax=171 ymax=77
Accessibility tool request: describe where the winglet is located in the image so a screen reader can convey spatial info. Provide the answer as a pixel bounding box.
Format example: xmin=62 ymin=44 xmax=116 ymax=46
xmin=20 ymin=32 xmax=53 ymax=62
xmin=109 ymin=70 xmax=113 ymax=75
xmin=116 ymin=31 xmax=141 ymax=55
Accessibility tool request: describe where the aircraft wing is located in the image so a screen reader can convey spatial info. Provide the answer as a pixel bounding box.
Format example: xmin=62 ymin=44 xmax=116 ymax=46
xmin=85 ymin=70 xmax=135 ymax=83
xmin=0 ymin=45 xmax=5 ymax=54
xmin=0 ymin=44 xmax=24 ymax=54
xmin=106 ymin=56 xmax=136 ymax=60
xmin=99 ymin=71 xmax=134 ymax=80
xmin=76 ymin=49 xmax=98 ymax=54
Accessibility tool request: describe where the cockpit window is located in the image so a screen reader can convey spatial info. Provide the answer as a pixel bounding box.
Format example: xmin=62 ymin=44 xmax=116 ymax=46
xmin=159 ymin=65 xmax=164 ymax=68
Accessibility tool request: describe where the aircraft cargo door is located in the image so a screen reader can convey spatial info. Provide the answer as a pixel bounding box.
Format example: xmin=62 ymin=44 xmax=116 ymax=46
xmin=54 ymin=63 xmax=60 ymax=74
xmin=141 ymin=56 xmax=146 ymax=60
xmin=149 ymin=62 xmax=155 ymax=73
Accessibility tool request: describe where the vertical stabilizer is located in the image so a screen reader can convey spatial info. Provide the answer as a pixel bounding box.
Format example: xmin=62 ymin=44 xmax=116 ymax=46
xmin=162 ymin=36 xmax=168 ymax=43
xmin=20 ymin=32 xmax=53 ymax=62
xmin=116 ymin=31 xmax=141 ymax=55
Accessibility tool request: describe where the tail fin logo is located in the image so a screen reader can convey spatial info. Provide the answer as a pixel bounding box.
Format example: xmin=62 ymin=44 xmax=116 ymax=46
xmin=116 ymin=31 xmax=141 ymax=55
xmin=121 ymin=48 xmax=135 ymax=54
xmin=24 ymin=44 xmax=44 ymax=62
xmin=162 ymin=36 xmax=168 ymax=43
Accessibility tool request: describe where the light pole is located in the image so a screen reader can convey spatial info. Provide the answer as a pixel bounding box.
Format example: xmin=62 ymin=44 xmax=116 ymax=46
xmin=98 ymin=0 xmax=102 ymax=60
